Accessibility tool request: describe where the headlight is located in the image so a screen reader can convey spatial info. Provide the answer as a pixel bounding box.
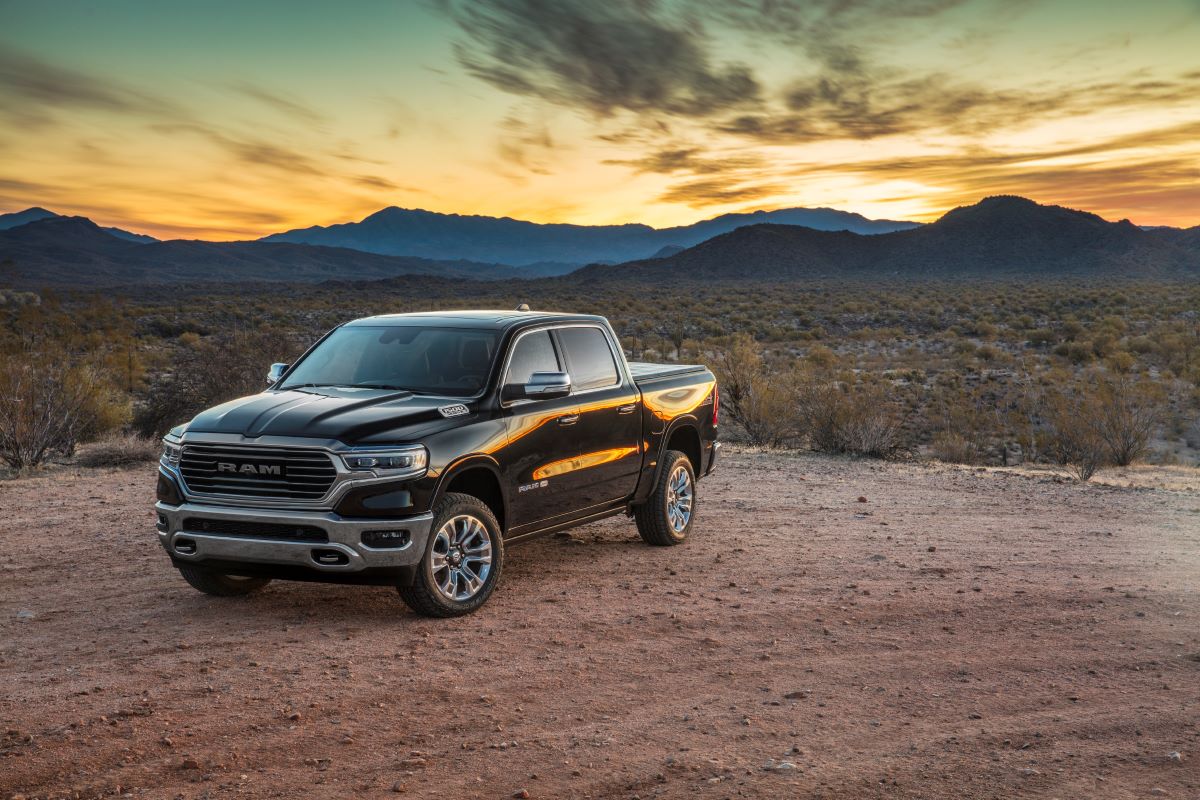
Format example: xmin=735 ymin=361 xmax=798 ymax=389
xmin=161 ymin=439 xmax=183 ymax=465
xmin=341 ymin=445 xmax=428 ymax=476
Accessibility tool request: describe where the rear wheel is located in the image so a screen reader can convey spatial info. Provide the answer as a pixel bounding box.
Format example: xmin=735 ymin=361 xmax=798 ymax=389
xmin=178 ymin=565 xmax=271 ymax=597
xmin=634 ymin=449 xmax=696 ymax=546
xmin=398 ymin=492 xmax=504 ymax=617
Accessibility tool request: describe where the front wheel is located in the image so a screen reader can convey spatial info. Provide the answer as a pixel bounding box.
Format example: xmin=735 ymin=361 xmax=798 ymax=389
xmin=634 ymin=450 xmax=696 ymax=546
xmin=177 ymin=565 xmax=271 ymax=597
xmin=397 ymin=492 xmax=504 ymax=617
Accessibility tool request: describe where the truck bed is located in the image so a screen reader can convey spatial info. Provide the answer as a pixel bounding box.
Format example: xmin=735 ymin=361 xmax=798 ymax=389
xmin=627 ymin=361 xmax=709 ymax=384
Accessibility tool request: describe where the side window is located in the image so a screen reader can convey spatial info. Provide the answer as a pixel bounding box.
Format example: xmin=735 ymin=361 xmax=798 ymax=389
xmin=558 ymin=327 xmax=619 ymax=391
xmin=505 ymin=330 xmax=560 ymax=387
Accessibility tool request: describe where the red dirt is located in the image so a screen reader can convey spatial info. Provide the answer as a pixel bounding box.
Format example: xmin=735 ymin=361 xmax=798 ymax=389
xmin=2 ymin=450 xmax=1199 ymax=799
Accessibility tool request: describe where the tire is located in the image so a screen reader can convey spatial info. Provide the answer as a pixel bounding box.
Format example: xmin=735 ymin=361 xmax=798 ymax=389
xmin=635 ymin=449 xmax=696 ymax=546
xmin=397 ymin=492 xmax=504 ymax=617
xmin=177 ymin=565 xmax=271 ymax=597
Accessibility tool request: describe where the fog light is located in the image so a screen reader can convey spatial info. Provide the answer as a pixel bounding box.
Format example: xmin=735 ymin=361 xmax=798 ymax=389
xmin=156 ymin=513 xmax=169 ymax=532
xmin=362 ymin=529 xmax=410 ymax=549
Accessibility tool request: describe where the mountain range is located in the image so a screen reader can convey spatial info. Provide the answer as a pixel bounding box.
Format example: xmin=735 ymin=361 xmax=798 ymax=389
xmin=578 ymin=196 xmax=1200 ymax=282
xmin=1 ymin=197 xmax=1197 ymax=289
xmin=0 ymin=206 xmax=158 ymax=244
xmin=0 ymin=215 xmax=518 ymax=288
xmin=261 ymin=206 xmax=918 ymax=271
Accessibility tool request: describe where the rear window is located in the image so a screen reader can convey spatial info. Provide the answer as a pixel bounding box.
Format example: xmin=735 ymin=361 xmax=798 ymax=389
xmin=558 ymin=327 xmax=619 ymax=391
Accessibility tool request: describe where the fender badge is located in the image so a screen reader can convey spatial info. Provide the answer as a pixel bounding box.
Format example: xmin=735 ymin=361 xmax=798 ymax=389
xmin=438 ymin=403 xmax=470 ymax=418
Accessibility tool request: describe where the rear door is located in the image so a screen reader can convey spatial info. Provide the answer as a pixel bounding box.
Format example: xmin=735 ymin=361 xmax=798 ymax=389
xmin=498 ymin=328 xmax=580 ymax=529
xmin=552 ymin=325 xmax=642 ymax=510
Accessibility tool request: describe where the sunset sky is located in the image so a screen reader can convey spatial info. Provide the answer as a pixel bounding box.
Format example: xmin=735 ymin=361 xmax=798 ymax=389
xmin=2 ymin=0 xmax=1199 ymax=240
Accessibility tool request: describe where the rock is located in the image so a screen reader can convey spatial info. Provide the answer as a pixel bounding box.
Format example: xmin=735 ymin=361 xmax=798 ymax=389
xmin=1167 ymin=751 xmax=1182 ymax=761
xmin=15 ymin=610 xmax=34 ymax=621
xmin=1018 ymin=768 xmax=1040 ymax=777
xmin=513 ymin=791 xmax=530 ymax=799
xmin=181 ymin=758 xmax=201 ymax=770
xmin=927 ymin=546 xmax=937 ymax=552
xmin=1149 ymin=789 xmax=1168 ymax=796
xmin=391 ymin=781 xmax=407 ymax=793
xmin=288 ymin=712 xmax=302 ymax=721
xmin=784 ymin=691 xmax=809 ymax=700
xmin=762 ymin=759 xmax=798 ymax=772
xmin=857 ymin=496 xmax=868 ymax=503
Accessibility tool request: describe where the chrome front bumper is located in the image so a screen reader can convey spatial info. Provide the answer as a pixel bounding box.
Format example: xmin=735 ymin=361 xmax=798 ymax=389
xmin=155 ymin=501 xmax=434 ymax=573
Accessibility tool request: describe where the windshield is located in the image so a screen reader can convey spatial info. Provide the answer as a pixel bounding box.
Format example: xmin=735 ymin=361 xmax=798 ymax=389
xmin=280 ymin=325 xmax=498 ymax=397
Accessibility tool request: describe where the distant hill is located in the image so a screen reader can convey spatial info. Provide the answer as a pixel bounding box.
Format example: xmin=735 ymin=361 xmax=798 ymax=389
xmin=260 ymin=205 xmax=918 ymax=271
xmin=0 ymin=216 xmax=521 ymax=288
xmin=0 ymin=207 xmax=59 ymax=230
xmin=579 ymin=196 xmax=1200 ymax=282
xmin=0 ymin=206 xmax=157 ymax=243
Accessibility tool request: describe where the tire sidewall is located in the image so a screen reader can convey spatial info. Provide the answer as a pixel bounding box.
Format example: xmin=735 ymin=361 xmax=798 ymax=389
xmin=416 ymin=494 xmax=504 ymax=615
xmin=659 ymin=452 xmax=696 ymax=542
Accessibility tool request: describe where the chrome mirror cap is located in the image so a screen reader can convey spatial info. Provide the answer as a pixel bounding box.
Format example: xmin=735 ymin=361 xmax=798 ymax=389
xmin=524 ymin=371 xmax=571 ymax=400
xmin=266 ymin=362 xmax=289 ymax=386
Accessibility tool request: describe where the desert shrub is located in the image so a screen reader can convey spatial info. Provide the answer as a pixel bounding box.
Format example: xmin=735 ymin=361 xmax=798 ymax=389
xmin=1043 ymin=373 xmax=1166 ymax=479
xmin=929 ymin=431 xmax=980 ymax=464
xmin=1090 ymin=374 xmax=1166 ymax=466
xmin=1045 ymin=391 xmax=1109 ymax=481
xmin=797 ymin=380 xmax=907 ymax=459
xmin=76 ymin=433 xmax=161 ymax=467
xmin=134 ymin=329 xmax=299 ymax=438
xmin=710 ymin=334 xmax=800 ymax=446
xmin=0 ymin=350 xmax=128 ymax=469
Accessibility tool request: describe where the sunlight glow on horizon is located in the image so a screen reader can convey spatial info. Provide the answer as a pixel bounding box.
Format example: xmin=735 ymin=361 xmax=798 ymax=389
xmin=1 ymin=0 xmax=1198 ymax=240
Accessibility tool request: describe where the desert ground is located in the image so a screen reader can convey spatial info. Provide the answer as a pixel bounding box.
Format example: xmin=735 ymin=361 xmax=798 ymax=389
xmin=2 ymin=450 xmax=1198 ymax=799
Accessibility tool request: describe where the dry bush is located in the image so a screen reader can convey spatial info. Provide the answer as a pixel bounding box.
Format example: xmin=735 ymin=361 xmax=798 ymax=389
xmin=929 ymin=431 xmax=979 ymax=464
xmin=1090 ymin=374 xmax=1166 ymax=466
xmin=0 ymin=351 xmax=128 ymax=469
xmin=134 ymin=329 xmax=298 ymax=438
xmin=1045 ymin=391 xmax=1109 ymax=481
xmin=77 ymin=433 xmax=161 ymax=468
xmin=711 ymin=333 xmax=800 ymax=447
xmin=797 ymin=379 xmax=907 ymax=459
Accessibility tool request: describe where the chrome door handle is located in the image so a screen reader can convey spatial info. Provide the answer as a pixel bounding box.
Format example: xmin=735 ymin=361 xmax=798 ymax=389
xmin=616 ymin=404 xmax=637 ymax=414
xmin=557 ymin=414 xmax=580 ymax=426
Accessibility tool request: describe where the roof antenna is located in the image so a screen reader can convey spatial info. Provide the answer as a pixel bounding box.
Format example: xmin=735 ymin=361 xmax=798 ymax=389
xmin=515 ymin=303 xmax=530 ymax=312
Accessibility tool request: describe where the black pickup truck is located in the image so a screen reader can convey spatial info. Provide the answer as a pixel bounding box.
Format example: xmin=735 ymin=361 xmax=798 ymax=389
xmin=155 ymin=310 xmax=719 ymax=616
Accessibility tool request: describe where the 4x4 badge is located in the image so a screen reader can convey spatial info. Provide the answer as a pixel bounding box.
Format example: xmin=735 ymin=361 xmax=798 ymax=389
xmin=438 ymin=403 xmax=470 ymax=418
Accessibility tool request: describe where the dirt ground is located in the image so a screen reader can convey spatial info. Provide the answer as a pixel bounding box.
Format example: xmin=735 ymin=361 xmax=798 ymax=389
xmin=2 ymin=450 xmax=1199 ymax=800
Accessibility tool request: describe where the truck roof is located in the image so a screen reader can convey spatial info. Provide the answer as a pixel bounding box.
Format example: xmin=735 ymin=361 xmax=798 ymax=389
xmin=345 ymin=310 xmax=606 ymax=330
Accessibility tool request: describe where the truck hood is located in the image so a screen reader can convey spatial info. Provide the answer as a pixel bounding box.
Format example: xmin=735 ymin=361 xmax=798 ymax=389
xmin=184 ymin=387 xmax=472 ymax=444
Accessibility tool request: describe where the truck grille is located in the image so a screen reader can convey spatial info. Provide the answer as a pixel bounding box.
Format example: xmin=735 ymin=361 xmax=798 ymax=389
xmin=179 ymin=444 xmax=338 ymax=501
xmin=181 ymin=517 xmax=328 ymax=542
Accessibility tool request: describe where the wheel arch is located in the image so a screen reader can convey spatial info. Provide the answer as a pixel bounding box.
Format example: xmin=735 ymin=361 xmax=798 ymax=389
xmin=661 ymin=417 xmax=702 ymax=477
xmin=432 ymin=456 xmax=507 ymax=532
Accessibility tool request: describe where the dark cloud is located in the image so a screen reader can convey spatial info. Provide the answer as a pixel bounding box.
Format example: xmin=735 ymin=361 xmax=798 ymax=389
xmin=658 ymin=178 xmax=788 ymax=207
xmin=352 ymin=174 xmax=404 ymax=191
xmin=606 ymin=147 xmax=764 ymax=175
xmin=0 ymin=45 xmax=177 ymax=125
xmin=231 ymin=83 xmax=328 ymax=126
xmin=442 ymin=0 xmax=761 ymax=117
xmin=151 ymin=123 xmax=325 ymax=175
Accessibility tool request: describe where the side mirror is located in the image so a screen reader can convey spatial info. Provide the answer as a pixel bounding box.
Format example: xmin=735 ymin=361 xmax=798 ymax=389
xmin=266 ymin=362 xmax=289 ymax=387
xmin=504 ymin=371 xmax=571 ymax=401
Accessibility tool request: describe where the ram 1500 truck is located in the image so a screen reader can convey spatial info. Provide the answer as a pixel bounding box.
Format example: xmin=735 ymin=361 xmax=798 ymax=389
xmin=155 ymin=310 xmax=719 ymax=616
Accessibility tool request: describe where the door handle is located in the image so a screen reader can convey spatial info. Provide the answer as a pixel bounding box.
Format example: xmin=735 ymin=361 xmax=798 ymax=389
xmin=557 ymin=414 xmax=580 ymax=426
xmin=616 ymin=404 xmax=637 ymax=415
